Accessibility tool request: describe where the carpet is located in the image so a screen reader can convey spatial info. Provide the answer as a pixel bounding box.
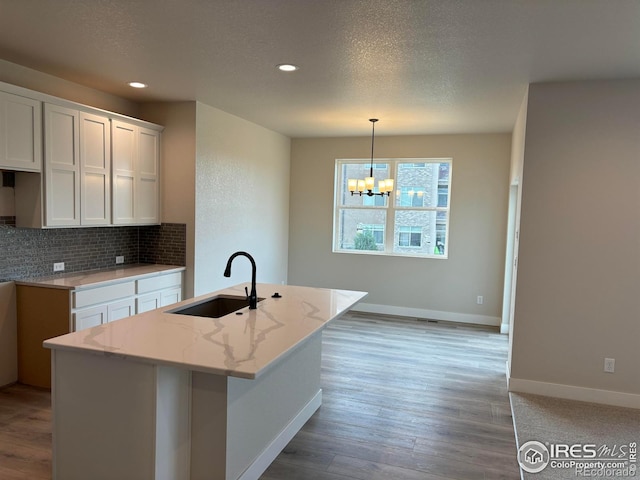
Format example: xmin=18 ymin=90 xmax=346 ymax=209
xmin=510 ymin=392 xmax=639 ymax=480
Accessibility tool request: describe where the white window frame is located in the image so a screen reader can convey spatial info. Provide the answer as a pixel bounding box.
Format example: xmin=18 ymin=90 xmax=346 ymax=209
xmin=333 ymin=158 xmax=452 ymax=259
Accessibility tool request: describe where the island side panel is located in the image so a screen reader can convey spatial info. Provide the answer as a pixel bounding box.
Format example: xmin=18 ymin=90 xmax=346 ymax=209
xmin=51 ymin=349 xmax=157 ymax=480
xmin=227 ymin=332 xmax=323 ymax=480
xmin=155 ymin=365 xmax=192 ymax=480
xmin=190 ymin=371 xmax=229 ymax=480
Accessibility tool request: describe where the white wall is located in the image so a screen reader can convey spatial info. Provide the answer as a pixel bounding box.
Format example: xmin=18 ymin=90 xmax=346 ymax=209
xmin=510 ymin=80 xmax=640 ymax=404
xmin=288 ymin=134 xmax=511 ymax=325
xmin=193 ymin=102 xmax=291 ymax=296
xmin=505 ymin=91 xmax=528 ymax=363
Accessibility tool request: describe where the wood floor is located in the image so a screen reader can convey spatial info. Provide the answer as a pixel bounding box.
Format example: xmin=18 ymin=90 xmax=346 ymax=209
xmin=0 ymin=313 xmax=520 ymax=480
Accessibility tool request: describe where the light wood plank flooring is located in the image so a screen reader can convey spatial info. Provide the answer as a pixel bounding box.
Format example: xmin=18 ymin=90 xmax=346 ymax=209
xmin=0 ymin=312 xmax=520 ymax=480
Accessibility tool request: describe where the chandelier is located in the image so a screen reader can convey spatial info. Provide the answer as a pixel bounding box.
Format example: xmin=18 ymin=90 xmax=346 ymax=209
xmin=347 ymin=119 xmax=394 ymax=197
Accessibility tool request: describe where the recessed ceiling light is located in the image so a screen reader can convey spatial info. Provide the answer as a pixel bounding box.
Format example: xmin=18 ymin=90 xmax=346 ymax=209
xmin=128 ymin=82 xmax=148 ymax=89
xmin=276 ymin=64 xmax=299 ymax=72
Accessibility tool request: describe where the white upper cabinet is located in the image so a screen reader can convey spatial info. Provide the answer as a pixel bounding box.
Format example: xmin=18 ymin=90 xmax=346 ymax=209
xmin=79 ymin=112 xmax=111 ymax=226
xmin=0 ymin=91 xmax=42 ymax=172
xmin=137 ymin=127 xmax=160 ymax=224
xmin=43 ymin=105 xmax=113 ymax=227
xmin=4 ymin=80 xmax=162 ymax=228
xmin=44 ymin=103 xmax=80 ymax=227
xmin=112 ymin=120 xmax=136 ymax=224
xmin=112 ymin=120 xmax=160 ymax=225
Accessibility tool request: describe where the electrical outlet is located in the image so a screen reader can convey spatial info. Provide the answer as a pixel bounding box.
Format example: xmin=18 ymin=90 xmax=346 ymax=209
xmin=604 ymin=358 xmax=615 ymax=373
xmin=115 ymin=256 xmax=125 ymax=264
xmin=53 ymin=262 xmax=65 ymax=272
xmin=476 ymin=295 xmax=484 ymax=305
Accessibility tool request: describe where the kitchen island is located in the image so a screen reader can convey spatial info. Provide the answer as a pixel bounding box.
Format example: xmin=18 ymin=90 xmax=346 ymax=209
xmin=44 ymin=283 xmax=366 ymax=480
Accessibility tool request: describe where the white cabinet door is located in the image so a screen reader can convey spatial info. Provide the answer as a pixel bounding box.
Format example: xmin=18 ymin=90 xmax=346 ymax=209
xmin=107 ymin=298 xmax=136 ymax=322
xmin=137 ymin=127 xmax=160 ymax=224
xmin=112 ymin=120 xmax=160 ymax=225
xmin=79 ymin=112 xmax=111 ymax=225
xmin=44 ymin=103 xmax=80 ymax=226
xmin=112 ymin=120 xmax=136 ymax=225
xmin=160 ymin=287 xmax=182 ymax=307
xmin=74 ymin=305 xmax=107 ymax=332
xmin=137 ymin=292 xmax=161 ymax=313
xmin=0 ymin=91 xmax=42 ymax=172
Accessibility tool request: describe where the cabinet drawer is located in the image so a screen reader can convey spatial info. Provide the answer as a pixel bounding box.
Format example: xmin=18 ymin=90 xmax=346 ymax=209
xmin=137 ymin=272 xmax=182 ymax=294
xmin=73 ymin=281 xmax=136 ymax=309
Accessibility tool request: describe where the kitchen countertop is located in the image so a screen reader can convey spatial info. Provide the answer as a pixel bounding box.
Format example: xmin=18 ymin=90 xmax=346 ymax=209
xmin=44 ymin=283 xmax=367 ymax=379
xmin=16 ymin=264 xmax=185 ymax=290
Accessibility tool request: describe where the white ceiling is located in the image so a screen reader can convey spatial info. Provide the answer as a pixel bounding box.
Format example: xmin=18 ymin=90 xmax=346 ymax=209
xmin=0 ymin=0 xmax=639 ymax=137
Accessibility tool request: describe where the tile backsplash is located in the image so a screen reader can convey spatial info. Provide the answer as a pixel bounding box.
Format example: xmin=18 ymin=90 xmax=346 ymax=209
xmin=0 ymin=221 xmax=186 ymax=281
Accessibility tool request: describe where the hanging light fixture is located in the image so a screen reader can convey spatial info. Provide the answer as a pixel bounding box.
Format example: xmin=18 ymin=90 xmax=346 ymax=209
xmin=348 ymin=119 xmax=394 ymax=197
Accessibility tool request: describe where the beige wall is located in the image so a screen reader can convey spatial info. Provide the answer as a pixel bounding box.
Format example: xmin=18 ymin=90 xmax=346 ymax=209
xmin=193 ymin=102 xmax=290 ymax=296
xmin=0 ymin=58 xmax=139 ymax=118
xmin=140 ymin=102 xmax=197 ymax=297
xmin=511 ymin=80 xmax=640 ymax=396
xmin=289 ymin=134 xmax=511 ymax=323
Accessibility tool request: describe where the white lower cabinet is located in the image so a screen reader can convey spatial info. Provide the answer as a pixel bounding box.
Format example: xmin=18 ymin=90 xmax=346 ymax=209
xmin=160 ymin=286 xmax=182 ymax=307
xmin=72 ymin=271 xmax=183 ymax=331
xmin=74 ymin=305 xmax=107 ymax=331
xmin=136 ymin=271 xmax=183 ymax=313
xmin=137 ymin=292 xmax=161 ymax=314
xmin=136 ymin=285 xmax=182 ymax=313
xmin=17 ymin=267 xmax=184 ymax=388
xmin=108 ymin=297 xmax=136 ymax=322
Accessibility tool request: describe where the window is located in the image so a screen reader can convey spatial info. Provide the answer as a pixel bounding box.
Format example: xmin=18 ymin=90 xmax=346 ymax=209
xmin=398 ymin=187 xmax=425 ymax=207
xmin=398 ymin=226 xmax=421 ymax=247
xmin=334 ymin=159 xmax=451 ymax=258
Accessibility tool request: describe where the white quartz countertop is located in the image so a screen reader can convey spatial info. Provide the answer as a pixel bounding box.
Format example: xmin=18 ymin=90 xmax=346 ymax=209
xmin=16 ymin=264 xmax=185 ymax=290
xmin=44 ymin=283 xmax=367 ymax=379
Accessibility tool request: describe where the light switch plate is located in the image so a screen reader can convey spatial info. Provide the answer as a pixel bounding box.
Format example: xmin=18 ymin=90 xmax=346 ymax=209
xmin=115 ymin=256 xmax=125 ymax=264
xmin=53 ymin=262 xmax=65 ymax=272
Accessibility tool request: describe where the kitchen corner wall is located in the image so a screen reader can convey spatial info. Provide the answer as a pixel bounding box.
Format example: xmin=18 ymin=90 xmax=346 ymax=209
xmin=192 ymin=102 xmax=290 ymax=296
xmin=139 ymin=101 xmax=291 ymax=299
xmin=0 ymin=223 xmax=186 ymax=281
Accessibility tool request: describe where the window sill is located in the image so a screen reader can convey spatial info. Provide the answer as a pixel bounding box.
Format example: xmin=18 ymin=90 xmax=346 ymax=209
xmin=332 ymin=249 xmax=448 ymax=260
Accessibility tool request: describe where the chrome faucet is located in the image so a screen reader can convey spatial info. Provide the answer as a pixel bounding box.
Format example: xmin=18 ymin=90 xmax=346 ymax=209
xmin=223 ymin=251 xmax=258 ymax=309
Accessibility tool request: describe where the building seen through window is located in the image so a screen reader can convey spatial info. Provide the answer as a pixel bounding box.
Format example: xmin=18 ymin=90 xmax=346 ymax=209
xmin=334 ymin=159 xmax=451 ymax=258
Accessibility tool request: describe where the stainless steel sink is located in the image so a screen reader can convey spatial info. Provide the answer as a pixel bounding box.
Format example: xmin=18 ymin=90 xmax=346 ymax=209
xmin=168 ymin=295 xmax=263 ymax=318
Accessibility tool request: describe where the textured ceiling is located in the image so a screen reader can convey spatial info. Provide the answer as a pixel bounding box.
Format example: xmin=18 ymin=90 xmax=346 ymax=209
xmin=0 ymin=0 xmax=638 ymax=137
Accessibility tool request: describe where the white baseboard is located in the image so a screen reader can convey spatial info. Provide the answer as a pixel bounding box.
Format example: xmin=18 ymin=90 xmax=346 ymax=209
xmin=500 ymin=323 xmax=510 ymax=334
xmin=508 ymin=378 xmax=640 ymax=409
xmin=237 ymin=389 xmax=322 ymax=480
xmin=505 ymin=360 xmax=511 ymax=383
xmin=352 ymin=302 xmax=501 ymax=327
